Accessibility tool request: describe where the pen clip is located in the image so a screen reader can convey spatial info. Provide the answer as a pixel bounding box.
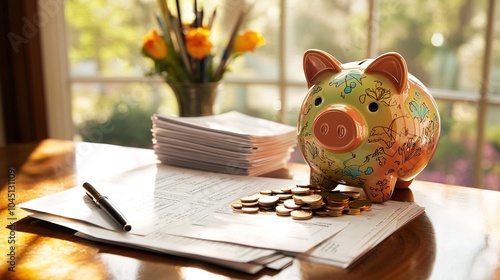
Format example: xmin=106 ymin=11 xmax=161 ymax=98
xmin=85 ymin=192 xmax=101 ymax=208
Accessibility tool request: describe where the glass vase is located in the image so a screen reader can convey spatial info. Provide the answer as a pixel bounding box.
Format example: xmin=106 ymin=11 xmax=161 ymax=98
xmin=168 ymin=82 xmax=221 ymax=117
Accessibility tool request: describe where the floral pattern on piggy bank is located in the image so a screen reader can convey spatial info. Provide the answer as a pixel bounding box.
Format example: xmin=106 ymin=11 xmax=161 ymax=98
xmin=297 ymin=49 xmax=440 ymax=203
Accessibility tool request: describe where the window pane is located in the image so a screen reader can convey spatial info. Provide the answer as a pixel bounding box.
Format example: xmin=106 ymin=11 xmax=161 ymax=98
xmin=285 ymin=0 xmax=369 ymax=82
xmin=65 ymin=0 xmax=158 ymax=77
xmin=484 ymin=1 xmax=500 ymax=189
xmin=492 ymin=0 xmax=500 ymax=96
xmin=484 ymin=105 xmax=500 ymax=190
xmin=285 ymin=86 xmax=305 ymax=126
xmin=378 ymin=0 xmax=486 ymax=92
xmin=72 ymin=82 xmax=177 ymax=148
xmin=223 ymin=0 xmax=280 ymax=81
xmin=219 ymin=84 xmax=281 ymax=121
xmin=72 ymin=82 xmax=282 ymax=147
xmin=417 ymin=100 xmax=477 ymax=187
xmin=65 ymin=0 xmax=276 ymax=80
xmin=64 ymin=0 xmax=498 ymax=191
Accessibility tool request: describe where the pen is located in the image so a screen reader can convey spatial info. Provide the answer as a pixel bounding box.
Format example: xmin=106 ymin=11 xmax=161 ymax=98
xmin=82 ymin=182 xmax=132 ymax=232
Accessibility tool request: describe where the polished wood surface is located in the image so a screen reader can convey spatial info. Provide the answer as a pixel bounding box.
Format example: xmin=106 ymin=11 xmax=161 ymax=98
xmin=1 ymin=139 xmax=499 ymax=280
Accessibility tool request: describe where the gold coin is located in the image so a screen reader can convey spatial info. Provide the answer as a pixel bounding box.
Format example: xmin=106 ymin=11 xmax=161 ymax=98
xmin=344 ymin=208 xmax=361 ymax=215
xmin=326 ymin=201 xmax=346 ymax=207
xmin=349 ymin=199 xmax=372 ymax=210
xmin=276 ymin=193 xmax=293 ymax=200
xmin=291 ymin=187 xmax=310 ymax=195
xmin=293 ymin=195 xmax=304 ymax=205
xmin=240 ymin=196 xmax=258 ymax=203
xmin=241 ymin=201 xmax=259 ymax=207
xmin=323 ymin=204 xmax=345 ymax=211
xmin=275 ymin=205 xmax=293 ymax=215
xmin=313 ymin=210 xmax=330 ymax=216
xmin=233 ymin=186 xmax=373 ymax=220
xmin=341 ymin=191 xmax=361 ymax=199
xmin=242 ymin=207 xmax=259 ymax=214
xmin=281 ymin=186 xmax=295 ymax=193
xmin=258 ymin=195 xmax=279 ymax=206
xmin=300 ymin=194 xmax=323 ymax=205
xmin=259 ymin=206 xmax=276 ymax=211
xmin=300 ymin=204 xmax=323 ymax=210
xmin=291 ymin=210 xmax=313 ymax=220
xmin=284 ymin=199 xmax=301 ymax=209
xmin=231 ymin=202 xmax=243 ymax=209
xmin=327 ymin=212 xmax=343 ymax=217
xmin=327 ymin=193 xmax=349 ymax=204
xmin=276 ymin=212 xmax=291 ymax=217
xmin=306 ymin=200 xmax=325 ymax=207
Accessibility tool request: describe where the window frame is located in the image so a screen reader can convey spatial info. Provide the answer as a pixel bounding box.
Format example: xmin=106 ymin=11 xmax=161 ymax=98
xmin=40 ymin=0 xmax=499 ymax=188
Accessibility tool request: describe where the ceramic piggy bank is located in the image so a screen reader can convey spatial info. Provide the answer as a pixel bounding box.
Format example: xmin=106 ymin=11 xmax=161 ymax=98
xmin=297 ymin=50 xmax=440 ymax=203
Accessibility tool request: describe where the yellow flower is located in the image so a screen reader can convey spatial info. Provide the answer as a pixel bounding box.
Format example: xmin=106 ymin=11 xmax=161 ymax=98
xmin=185 ymin=27 xmax=212 ymax=59
xmin=233 ymin=30 xmax=265 ymax=53
xmin=142 ymin=30 xmax=167 ymax=59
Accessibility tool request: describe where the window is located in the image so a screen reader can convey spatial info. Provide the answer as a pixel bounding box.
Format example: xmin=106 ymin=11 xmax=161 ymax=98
xmin=44 ymin=0 xmax=499 ymax=189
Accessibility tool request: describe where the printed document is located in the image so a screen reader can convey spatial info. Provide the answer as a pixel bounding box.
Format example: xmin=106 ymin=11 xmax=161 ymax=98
xmin=20 ymin=163 xmax=424 ymax=273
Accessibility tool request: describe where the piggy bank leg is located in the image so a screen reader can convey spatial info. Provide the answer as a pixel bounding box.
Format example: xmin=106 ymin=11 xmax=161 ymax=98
xmin=395 ymin=178 xmax=413 ymax=189
xmin=363 ymin=176 xmax=397 ymax=203
xmin=310 ymin=169 xmax=339 ymax=191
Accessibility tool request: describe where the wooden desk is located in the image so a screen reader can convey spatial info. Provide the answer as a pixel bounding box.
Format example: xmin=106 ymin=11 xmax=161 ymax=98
xmin=1 ymin=139 xmax=499 ymax=280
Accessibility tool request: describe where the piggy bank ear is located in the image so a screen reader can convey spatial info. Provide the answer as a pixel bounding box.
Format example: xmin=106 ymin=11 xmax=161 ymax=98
xmin=365 ymin=52 xmax=408 ymax=94
xmin=303 ymin=49 xmax=342 ymax=88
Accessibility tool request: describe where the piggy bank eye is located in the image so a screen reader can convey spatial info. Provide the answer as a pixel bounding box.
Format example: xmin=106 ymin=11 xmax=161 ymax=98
xmin=368 ymin=102 xmax=379 ymax=112
xmin=314 ymin=96 xmax=323 ymax=106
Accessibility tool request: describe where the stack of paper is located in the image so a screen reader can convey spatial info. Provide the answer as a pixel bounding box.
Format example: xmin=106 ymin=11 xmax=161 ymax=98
xmin=151 ymin=111 xmax=297 ymax=176
xmin=20 ymin=164 xmax=425 ymax=274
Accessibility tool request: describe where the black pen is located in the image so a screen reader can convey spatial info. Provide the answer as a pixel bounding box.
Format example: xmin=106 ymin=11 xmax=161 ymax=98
xmin=83 ymin=182 xmax=132 ymax=232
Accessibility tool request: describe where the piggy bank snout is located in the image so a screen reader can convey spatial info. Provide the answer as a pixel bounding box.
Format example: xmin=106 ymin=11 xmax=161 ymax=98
xmin=313 ymin=106 xmax=365 ymax=154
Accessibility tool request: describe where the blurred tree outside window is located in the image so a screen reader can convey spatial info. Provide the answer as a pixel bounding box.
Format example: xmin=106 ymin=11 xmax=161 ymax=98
xmin=65 ymin=0 xmax=499 ymax=190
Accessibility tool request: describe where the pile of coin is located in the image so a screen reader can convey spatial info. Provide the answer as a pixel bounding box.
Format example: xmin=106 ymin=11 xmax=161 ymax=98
xmin=230 ymin=185 xmax=372 ymax=220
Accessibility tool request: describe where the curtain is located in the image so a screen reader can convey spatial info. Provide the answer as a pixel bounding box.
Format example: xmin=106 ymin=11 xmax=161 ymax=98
xmin=0 ymin=0 xmax=48 ymax=143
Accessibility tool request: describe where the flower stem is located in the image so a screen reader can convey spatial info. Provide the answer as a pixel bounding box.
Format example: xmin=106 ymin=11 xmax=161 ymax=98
xmin=214 ymin=10 xmax=246 ymax=81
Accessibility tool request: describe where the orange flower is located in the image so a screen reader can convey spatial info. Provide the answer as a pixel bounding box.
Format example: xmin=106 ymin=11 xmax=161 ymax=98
xmin=185 ymin=27 xmax=212 ymax=59
xmin=142 ymin=30 xmax=167 ymax=59
xmin=233 ymin=30 xmax=265 ymax=53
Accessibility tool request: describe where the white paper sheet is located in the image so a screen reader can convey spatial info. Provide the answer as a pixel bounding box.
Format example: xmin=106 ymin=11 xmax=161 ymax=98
xmin=31 ymin=213 xmax=274 ymax=273
xmin=22 ymin=163 xmax=347 ymax=254
xmin=153 ymin=111 xmax=296 ymax=139
xmin=151 ymin=111 xmax=297 ymax=176
xmin=165 ymin=207 xmax=349 ymax=253
xmin=21 ymin=164 xmax=306 ymax=235
xmin=20 ymin=163 xmax=424 ymax=272
xmin=298 ymin=201 xmax=425 ymax=268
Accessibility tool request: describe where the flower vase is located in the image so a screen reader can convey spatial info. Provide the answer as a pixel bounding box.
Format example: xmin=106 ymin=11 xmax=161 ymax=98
xmin=168 ymin=82 xmax=221 ymax=117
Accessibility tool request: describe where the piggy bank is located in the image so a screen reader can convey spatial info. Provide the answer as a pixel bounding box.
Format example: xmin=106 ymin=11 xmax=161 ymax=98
xmin=297 ymin=49 xmax=440 ymax=203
